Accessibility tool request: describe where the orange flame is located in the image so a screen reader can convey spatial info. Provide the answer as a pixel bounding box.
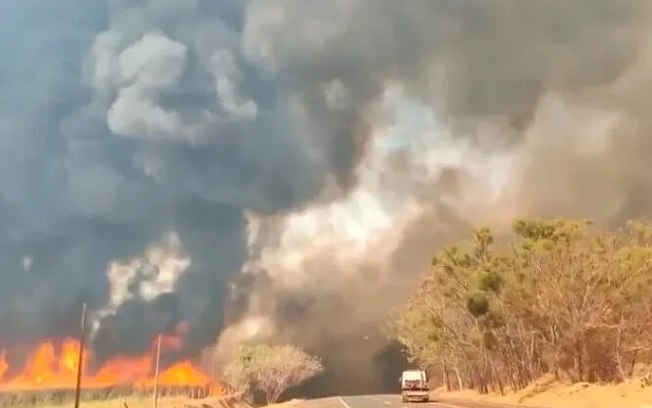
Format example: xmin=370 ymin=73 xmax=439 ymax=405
xmin=0 ymin=354 xmax=8 ymax=381
xmin=0 ymin=337 xmax=220 ymax=393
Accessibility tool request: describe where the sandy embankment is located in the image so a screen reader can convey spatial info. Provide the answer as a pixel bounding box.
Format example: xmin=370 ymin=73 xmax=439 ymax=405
xmin=438 ymin=375 xmax=652 ymax=408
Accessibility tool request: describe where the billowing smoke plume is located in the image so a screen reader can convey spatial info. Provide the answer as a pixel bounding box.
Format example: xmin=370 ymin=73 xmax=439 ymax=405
xmin=2 ymin=0 xmax=652 ymax=394
xmin=216 ymin=0 xmax=652 ymax=394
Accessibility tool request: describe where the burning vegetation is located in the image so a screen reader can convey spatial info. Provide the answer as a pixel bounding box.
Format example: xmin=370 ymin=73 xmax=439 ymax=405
xmin=0 ymin=336 xmax=221 ymax=405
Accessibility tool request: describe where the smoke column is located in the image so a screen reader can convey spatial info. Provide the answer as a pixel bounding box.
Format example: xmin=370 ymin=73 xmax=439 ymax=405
xmin=1 ymin=0 xmax=652 ymax=394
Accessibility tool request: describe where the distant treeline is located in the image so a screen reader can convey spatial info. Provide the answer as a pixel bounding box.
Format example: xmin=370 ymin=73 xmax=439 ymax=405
xmin=395 ymin=219 xmax=652 ymax=393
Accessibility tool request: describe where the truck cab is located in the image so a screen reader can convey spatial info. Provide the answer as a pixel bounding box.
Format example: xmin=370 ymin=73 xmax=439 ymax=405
xmin=399 ymin=369 xmax=430 ymax=402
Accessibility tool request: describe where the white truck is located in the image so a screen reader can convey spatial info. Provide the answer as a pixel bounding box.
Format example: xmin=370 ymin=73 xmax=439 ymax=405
xmin=399 ymin=369 xmax=430 ymax=402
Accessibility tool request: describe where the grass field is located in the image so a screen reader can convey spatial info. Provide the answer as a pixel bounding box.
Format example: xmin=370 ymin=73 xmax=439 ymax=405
xmin=19 ymin=395 xmax=235 ymax=408
xmin=0 ymin=396 xmax=189 ymax=408
xmin=0 ymin=386 xmax=220 ymax=408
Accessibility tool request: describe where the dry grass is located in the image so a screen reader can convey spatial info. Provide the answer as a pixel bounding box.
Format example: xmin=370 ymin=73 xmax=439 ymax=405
xmin=261 ymin=399 xmax=305 ymax=408
xmin=439 ymin=375 xmax=652 ymax=408
xmin=0 ymin=395 xmax=238 ymax=408
xmin=11 ymin=396 xmax=184 ymax=408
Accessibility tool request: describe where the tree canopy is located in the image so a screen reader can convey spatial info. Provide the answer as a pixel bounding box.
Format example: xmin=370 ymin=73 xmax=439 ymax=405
xmin=394 ymin=218 xmax=652 ymax=393
xmin=224 ymin=344 xmax=324 ymax=404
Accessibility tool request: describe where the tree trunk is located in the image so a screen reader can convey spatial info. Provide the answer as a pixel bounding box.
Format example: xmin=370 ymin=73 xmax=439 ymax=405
xmin=615 ymin=315 xmax=627 ymax=381
xmin=454 ymin=367 xmax=463 ymax=390
xmin=575 ymin=340 xmax=584 ymax=382
xmin=629 ymin=350 xmax=639 ymax=378
xmin=495 ymin=369 xmax=505 ymax=395
xmin=269 ymin=385 xmax=285 ymax=405
xmin=476 ymin=369 xmax=488 ymax=394
xmin=615 ymin=350 xmax=627 ymax=382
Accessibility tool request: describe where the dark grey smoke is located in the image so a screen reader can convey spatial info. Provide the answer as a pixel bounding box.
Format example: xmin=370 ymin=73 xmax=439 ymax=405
xmin=2 ymin=0 xmax=652 ymax=394
xmin=0 ymin=0 xmax=330 ymax=358
xmin=221 ymin=0 xmax=652 ymax=395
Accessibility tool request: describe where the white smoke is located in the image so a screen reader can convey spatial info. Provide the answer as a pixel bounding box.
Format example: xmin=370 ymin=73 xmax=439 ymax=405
xmin=207 ymin=49 xmax=259 ymax=121
xmin=93 ymin=232 xmax=190 ymax=334
xmin=87 ymin=5 xmax=258 ymax=145
xmin=108 ymin=33 xmax=188 ymax=138
xmin=216 ymin=84 xmax=515 ymax=352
